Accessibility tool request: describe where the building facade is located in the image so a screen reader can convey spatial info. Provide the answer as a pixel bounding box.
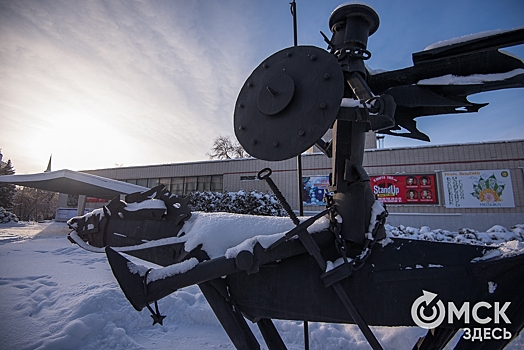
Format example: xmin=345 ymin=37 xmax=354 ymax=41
xmin=59 ymin=140 xmax=524 ymax=231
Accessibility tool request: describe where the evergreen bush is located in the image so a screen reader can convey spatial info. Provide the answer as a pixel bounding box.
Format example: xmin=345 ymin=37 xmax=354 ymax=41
xmin=188 ymin=190 xmax=286 ymax=217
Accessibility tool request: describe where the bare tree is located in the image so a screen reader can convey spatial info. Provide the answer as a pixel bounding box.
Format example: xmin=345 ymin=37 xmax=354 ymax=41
xmin=207 ymin=135 xmax=249 ymax=160
xmin=13 ymin=187 xmax=58 ymax=221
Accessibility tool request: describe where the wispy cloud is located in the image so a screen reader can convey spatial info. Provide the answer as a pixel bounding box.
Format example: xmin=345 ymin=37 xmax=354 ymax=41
xmin=0 ymin=0 xmax=263 ymax=172
xmin=1 ymin=0 xmax=523 ymax=173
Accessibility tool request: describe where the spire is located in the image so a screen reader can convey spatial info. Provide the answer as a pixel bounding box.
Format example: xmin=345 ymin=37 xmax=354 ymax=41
xmin=45 ymin=154 xmax=52 ymax=172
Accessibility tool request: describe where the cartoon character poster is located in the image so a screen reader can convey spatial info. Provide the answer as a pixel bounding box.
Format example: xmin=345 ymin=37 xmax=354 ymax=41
xmin=442 ymin=169 xmax=515 ymax=208
xmin=302 ymin=176 xmax=330 ymax=206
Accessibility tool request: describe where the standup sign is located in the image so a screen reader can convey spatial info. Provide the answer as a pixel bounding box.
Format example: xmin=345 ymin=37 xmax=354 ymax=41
xmin=370 ymin=174 xmax=438 ymax=204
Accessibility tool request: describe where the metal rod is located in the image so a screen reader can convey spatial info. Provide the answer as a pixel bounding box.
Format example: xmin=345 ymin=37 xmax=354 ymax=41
xmin=297 ymin=157 xmax=303 ymax=215
xmin=290 ymin=0 xmax=303 ymax=218
xmin=291 ymin=0 xmax=298 ymax=47
xmin=290 ymin=2 xmax=307 ymax=349
xmin=304 ymin=319 xmax=309 ymax=349
xmin=258 ymin=168 xmax=300 ymax=226
xmin=332 ymin=283 xmax=383 ymax=350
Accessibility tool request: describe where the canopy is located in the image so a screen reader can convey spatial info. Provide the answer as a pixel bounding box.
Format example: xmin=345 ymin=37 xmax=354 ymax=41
xmin=0 ymin=169 xmax=148 ymax=198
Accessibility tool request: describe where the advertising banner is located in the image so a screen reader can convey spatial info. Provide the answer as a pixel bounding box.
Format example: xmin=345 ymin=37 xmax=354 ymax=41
xmin=370 ymin=174 xmax=438 ymax=204
xmin=86 ymin=197 xmax=108 ymax=203
xmin=442 ymin=169 xmax=515 ymax=208
xmin=302 ymin=176 xmax=330 ymax=206
xmin=302 ymin=174 xmax=439 ymax=205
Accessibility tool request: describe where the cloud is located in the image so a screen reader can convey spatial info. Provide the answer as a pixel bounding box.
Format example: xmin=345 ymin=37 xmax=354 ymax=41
xmin=1 ymin=0 xmax=523 ymax=173
xmin=0 ymin=0 xmax=262 ymax=173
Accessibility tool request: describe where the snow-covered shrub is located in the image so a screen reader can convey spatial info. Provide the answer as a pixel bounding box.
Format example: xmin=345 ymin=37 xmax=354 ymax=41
xmin=0 ymin=206 xmax=19 ymax=223
xmin=188 ymin=190 xmax=287 ymax=216
xmin=385 ymin=223 xmax=524 ymax=246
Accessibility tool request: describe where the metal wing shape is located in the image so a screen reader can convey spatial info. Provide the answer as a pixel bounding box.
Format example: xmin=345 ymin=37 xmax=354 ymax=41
xmin=367 ymin=27 xmax=524 ymax=141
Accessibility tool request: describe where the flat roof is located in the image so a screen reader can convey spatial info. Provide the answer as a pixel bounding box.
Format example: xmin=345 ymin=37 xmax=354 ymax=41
xmin=0 ymin=169 xmax=148 ymax=198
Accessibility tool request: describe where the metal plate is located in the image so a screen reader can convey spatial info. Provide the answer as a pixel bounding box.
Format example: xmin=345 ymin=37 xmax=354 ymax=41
xmin=234 ymin=46 xmax=344 ymax=161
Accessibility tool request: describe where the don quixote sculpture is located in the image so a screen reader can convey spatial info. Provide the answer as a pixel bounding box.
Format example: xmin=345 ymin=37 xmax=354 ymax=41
xmin=68 ymin=4 xmax=524 ymax=349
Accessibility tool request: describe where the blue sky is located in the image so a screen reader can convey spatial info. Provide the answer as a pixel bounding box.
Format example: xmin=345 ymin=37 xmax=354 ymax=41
xmin=1 ymin=0 xmax=523 ymax=174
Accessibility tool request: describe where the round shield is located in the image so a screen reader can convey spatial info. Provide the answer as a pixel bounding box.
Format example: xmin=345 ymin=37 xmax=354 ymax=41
xmin=234 ymin=45 xmax=344 ymax=161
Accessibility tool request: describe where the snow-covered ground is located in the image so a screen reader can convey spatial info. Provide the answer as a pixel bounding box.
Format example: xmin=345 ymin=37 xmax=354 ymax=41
xmin=1 ymin=219 xmax=523 ymax=349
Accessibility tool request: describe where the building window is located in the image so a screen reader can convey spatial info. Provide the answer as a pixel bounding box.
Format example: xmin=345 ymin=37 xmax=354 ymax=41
xmin=184 ymin=176 xmax=197 ymax=193
xmin=171 ymin=178 xmax=184 ymax=195
xmin=159 ymin=177 xmax=171 ymax=190
xmin=197 ymin=176 xmax=212 ymax=192
xmin=128 ymin=175 xmax=223 ymax=195
xmin=211 ymin=175 xmax=223 ymax=192
xmin=148 ymin=178 xmax=160 ymax=188
xmin=241 ymin=175 xmax=256 ymax=181
xmin=136 ymin=179 xmax=148 ymax=187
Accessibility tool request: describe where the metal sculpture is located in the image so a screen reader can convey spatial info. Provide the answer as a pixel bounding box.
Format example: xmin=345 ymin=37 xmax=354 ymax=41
xmin=67 ymin=3 xmax=524 ymax=349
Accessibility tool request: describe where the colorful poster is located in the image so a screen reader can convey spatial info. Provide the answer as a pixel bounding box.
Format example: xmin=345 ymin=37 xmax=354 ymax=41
xmin=302 ymin=176 xmax=330 ymax=206
xmin=442 ymin=169 xmax=515 ymax=208
xmin=86 ymin=197 xmax=109 ymax=203
xmin=369 ymin=174 xmax=438 ymax=204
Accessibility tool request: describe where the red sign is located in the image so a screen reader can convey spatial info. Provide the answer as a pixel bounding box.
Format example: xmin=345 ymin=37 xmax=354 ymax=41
xmin=370 ymin=174 xmax=438 ymax=204
xmin=86 ymin=197 xmax=109 ymax=203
